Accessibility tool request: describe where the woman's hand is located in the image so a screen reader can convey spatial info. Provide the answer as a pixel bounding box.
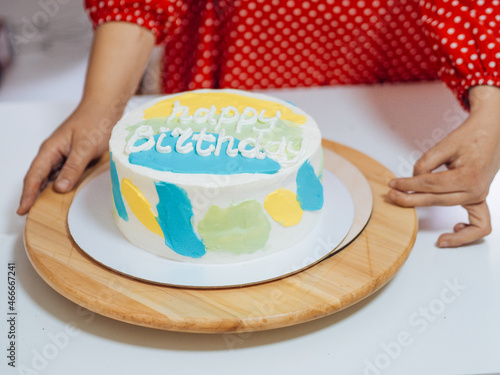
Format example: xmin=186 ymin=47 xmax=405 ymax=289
xmin=388 ymin=85 xmax=500 ymax=247
xmin=17 ymin=21 xmax=155 ymax=215
xmin=17 ymin=104 xmax=120 ymax=215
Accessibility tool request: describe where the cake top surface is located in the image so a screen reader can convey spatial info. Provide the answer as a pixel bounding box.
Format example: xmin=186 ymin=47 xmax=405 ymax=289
xmin=110 ymin=89 xmax=321 ymax=181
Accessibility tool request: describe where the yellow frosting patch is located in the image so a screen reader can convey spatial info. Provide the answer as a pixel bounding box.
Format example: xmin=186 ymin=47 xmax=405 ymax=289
xmin=143 ymin=92 xmax=306 ymax=125
xmin=121 ymin=178 xmax=164 ymax=237
xmin=264 ymin=188 xmax=303 ymax=227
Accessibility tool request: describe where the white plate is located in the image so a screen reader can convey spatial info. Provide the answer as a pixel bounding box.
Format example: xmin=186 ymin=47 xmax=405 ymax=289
xmin=68 ymin=170 xmax=354 ymax=288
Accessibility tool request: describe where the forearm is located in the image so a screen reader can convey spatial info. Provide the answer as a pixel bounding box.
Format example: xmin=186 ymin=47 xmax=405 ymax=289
xmin=78 ymin=21 xmax=156 ymax=121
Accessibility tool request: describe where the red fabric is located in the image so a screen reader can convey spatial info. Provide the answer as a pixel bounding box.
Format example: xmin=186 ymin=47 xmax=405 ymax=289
xmin=85 ymin=0 xmax=500 ymax=109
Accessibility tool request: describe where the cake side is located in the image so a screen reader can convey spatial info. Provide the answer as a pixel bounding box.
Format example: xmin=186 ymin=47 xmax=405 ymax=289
xmin=109 ymin=89 xmax=324 ymax=263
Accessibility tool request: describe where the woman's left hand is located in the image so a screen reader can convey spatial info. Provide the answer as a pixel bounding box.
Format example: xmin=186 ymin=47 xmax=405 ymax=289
xmin=388 ymin=85 xmax=500 ymax=247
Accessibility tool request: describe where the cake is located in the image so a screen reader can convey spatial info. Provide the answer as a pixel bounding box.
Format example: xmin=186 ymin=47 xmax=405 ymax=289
xmin=109 ymin=89 xmax=324 ymax=263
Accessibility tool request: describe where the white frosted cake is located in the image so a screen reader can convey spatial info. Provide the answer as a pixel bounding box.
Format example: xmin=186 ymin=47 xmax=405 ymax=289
xmin=109 ymin=89 xmax=324 ymax=263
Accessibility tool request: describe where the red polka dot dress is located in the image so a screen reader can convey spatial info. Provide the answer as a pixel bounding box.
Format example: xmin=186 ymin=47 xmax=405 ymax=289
xmin=85 ymin=0 xmax=500 ymax=108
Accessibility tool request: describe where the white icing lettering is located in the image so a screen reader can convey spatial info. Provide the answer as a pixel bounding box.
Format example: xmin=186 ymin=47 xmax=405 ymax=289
xmin=263 ymin=136 xmax=287 ymax=159
xmin=214 ymin=106 xmax=239 ymax=132
xmin=156 ymin=132 xmax=172 ymax=153
xmin=261 ymin=138 xmax=306 ymax=166
xmin=167 ymin=100 xmax=193 ymax=124
xmin=166 ymin=102 xmax=284 ymax=141
xmin=167 ymin=101 xmax=182 ymax=123
xmin=207 ymin=105 xmax=217 ymax=125
xmin=191 ymin=128 xmax=216 ymax=156
xmin=179 ymin=113 xmax=193 ymax=124
xmin=235 ymin=107 xmax=258 ymax=133
xmin=124 ymin=98 xmax=310 ymax=168
xmin=238 ymin=134 xmax=265 ymax=159
xmin=253 ymin=110 xmax=281 ymax=133
xmin=214 ymin=129 xmax=238 ymax=158
xmin=125 ymin=125 xmax=155 ymax=155
xmin=175 ymin=128 xmax=194 ymax=153
xmin=285 ymin=141 xmax=301 ymax=157
xmin=280 ymin=140 xmax=307 ymax=166
xmin=171 ymin=127 xmax=183 ymax=137
xmin=193 ymin=107 xmax=209 ymax=124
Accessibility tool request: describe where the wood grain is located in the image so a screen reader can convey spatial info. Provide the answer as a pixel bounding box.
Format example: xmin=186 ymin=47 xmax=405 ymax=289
xmin=24 ymin=141 xmax=417 ymax=333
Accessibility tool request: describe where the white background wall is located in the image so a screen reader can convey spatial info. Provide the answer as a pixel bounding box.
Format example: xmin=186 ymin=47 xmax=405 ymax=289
xmin=0 ymin=0 xmax=93 ymax=101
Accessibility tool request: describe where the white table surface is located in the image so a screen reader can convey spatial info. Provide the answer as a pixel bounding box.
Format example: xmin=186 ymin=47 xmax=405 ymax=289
xmin=1 ymin=82 xmax=499 ymax=375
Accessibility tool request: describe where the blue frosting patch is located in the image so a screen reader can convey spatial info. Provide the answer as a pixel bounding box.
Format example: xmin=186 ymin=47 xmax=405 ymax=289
xmin=155 ymin=181 xmax=206 ymax=258
xmin=296 ymin=160 xmax=324 ymax=211
xmin=110 ymin=152 xmax=128 ymax=221
xmin=129 ymin=132 xmax=280 ymax=174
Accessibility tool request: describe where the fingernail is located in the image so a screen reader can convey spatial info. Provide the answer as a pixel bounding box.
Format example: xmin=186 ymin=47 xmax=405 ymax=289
xmin=16 ymin=201 xmax=27 ymax=215
xmin=439 ymin=241 xmax=448 ymax=248
xmin=56 ymin=178 xmax=70 ymax=191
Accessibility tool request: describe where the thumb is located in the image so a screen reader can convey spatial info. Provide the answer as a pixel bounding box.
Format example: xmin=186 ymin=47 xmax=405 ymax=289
xmin=54 ymin=140 xmax=95 ymax=192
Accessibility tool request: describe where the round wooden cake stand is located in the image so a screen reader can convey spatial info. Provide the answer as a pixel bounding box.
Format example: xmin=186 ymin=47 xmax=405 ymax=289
xmin=24 ymin=141 xmax=417 ymax=333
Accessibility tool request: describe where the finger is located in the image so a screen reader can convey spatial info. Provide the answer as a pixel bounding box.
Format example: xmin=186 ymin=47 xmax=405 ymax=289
xmin=388 ymin=189 xmax=469 ymax=207
xmin=54 ymin=141 xmax=96 ymax=193
xmin=413 ymin=142 xmax=456 ymax=176
xmin=389 ymin=170 xmax=465 ymax=194
xmin=453 ymin=223 xmax=467 ymax=232
xmin=17 ymin=146 xmax=64 ymax=215
xmin=437 ymin=202 xmax=492 ymax=247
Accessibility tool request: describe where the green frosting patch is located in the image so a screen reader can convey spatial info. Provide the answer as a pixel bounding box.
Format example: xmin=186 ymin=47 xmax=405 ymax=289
xmin=318 ymin=151 xmax=324 ymax=182
xmin=198 ymin=200 xmax=271 ymax=254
